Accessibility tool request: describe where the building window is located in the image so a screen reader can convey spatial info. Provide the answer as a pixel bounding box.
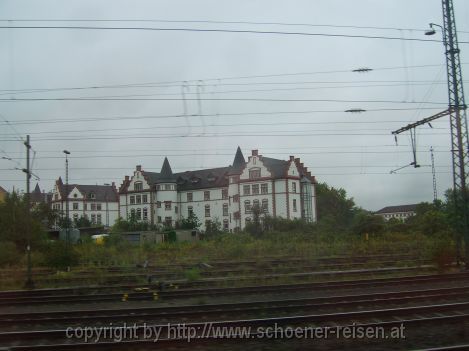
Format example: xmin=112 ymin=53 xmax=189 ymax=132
xmin=84 ymin=203 xmax=87 ymax=211
xmin=175 ymin=206 xmax=178 ymax=214
xmin=262 ymin=199 xmax=268 ymax=212
xmin=91 ymin=203 xmax=97 ymax=211
xmin=253 ymin=199 xmax=260 ymax=210
xmin=136 ymin=195 xmax=141 ymax=204
xmin=244 ymin=200 xmax=251 ymax=214
xmin=96 ymin=203 xmax=102 ymax=211
xmin=204 ymin=191 xmax=210 ymax=201
xmin=223 ymin=219 xmax=229 ymax=231
xmin=165 ymin=201 xmax=171 ymax=211
xmin=165 ymin=184 xmax=171 ymax=190
xmin=130 ymin=196 xmax=135 ymax=204
xmin=249 ymin=168 xmax=261 ymax=179
xmin=222 ymin=188 xmax=228 ymax=200
xmin=233 ymin=194 xmax=239 ymax=203
xmin=89 ymin=193 xmax=96 ymax=200
xmin=165 ymin=217 xmax=172 ymax=227
xmin=91 ymin=214 xmax=96 ymax=224
xmin=143 ymin=208 xmax=148 ymax=220
xmin=130 ymin=209 xmax=136 ymax=219
xmin=293 ymin=199 xmax=297 ymax=212
xmin=73 ymin=213 xmax=79 ymax=221
xmin=245 ymin=217 xmax=251 ymax=223
xmin=292 ymin=182 xmax=297 ymax=193
xmin=261 ymin=183 xmax=268 ymax=194
xmin=97 ymin=214 xmax=102 ymax=224
xmin=223 ymin=203 xmax=228 ymax=216
xmin=243 ymin=185 xmax=250 ymax=195
xmin=142 ymin=195 xmax=148 ymax=203
xmin=205 ymin=205 xmax=210 ymax=217
xmin=252 ymin=184 xmax=259 ymax=195
xmin=188 ymin=206 xmax=193 ymax=217
xmin=157 ymin=216 xmax=162 ymax=223
xmin=73 ymin=193 xmax=77 ymax=198
xmin=73 ymin=202 xmax=79 ymax=210
xmin=136 ymin=208 xmax=142 ymax=220
xmin=187 ymin=192 xmax=193 ymax=202
xmin=156 ymin=201 xmax=161 ymax=208
xmin=134 ymin=182 xmax=143 ymax=191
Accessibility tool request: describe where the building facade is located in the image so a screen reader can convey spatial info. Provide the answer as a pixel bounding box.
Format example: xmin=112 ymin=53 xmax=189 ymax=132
xmin=119 ymin=148 xmax=317 ymax=231
xmin=375 ymin=204 xmax=418 ymax=221
xmin=51 ymin=178 xmax=119 ymax=227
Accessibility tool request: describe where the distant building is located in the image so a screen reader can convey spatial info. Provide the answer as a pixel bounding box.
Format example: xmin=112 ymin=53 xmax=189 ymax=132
xmin=375 ymin=204 xmax=418 ymax=221
xmin=118 ymin=147 xmax=317 ymax=232
xmin=50 ymin=178 xmax=119 ymax=227
xmin=29 ymin=183 xmax=52 ymax=207
xmin=0 ymin=185 xmax=7 ymax=203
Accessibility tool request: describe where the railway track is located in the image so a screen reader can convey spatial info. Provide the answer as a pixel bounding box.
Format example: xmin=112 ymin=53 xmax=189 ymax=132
xmin=1 ymin=285 xmax=469 ymax=328
xmin=1 ymin=301 xmax=469 ymax=350
xmin=1 ymin=270 xmax=468 ymax=306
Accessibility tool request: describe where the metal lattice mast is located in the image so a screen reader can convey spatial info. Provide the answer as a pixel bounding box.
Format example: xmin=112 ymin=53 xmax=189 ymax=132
xmin=442 ymin=0 xmax=469 ymax=266
xmin=430 ymin=147 xmax=438 ymax=202
xmin=392 ymin=0 xmax=469 ymax=267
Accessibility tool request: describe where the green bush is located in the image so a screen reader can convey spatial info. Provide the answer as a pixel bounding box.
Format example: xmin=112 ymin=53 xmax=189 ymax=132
xmin=0 ymin=241 xmax=20 ymax=267
xmin=184 ymin=267 xmax=201 ymax=281
xmin=43 ymin=241 xmax=79 ymax=270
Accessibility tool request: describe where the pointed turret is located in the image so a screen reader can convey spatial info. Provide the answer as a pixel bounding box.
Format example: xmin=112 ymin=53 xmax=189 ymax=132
xmin=32 ymin=183 xmax=41 ymax=194
xmin=231 ymin=146 xmax=245 ymax=173
xmin=158 ymin=157 xmax=176 ymax=182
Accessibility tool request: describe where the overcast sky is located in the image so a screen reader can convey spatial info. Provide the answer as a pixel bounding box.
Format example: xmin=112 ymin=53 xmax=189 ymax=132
xmin=0 ymin=0 xmax=468 ymax=211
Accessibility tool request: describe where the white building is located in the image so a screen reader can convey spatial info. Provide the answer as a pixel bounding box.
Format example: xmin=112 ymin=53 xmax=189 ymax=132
xmin=51 ymin=178 xmax=119 ymax=227
xmin=375 ymin=204 xmax=418 ymax=221
xmin=119 ymin=147 xmax=317 ymax=232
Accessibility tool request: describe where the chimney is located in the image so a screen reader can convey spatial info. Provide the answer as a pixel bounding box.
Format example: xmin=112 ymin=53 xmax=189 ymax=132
xmin=112 ymin=182 xmax=115 ymax=188
xmin=307 ymin=171 xmax=311 ymax=177
xmin=252 ymin=149 xmax=258 ymax=156
xmin=125 ymin=176 xmax=129 ymax=181
xmin=295 ymin=158 xmax=300 ymax=163
xmin=136 ymin=165 xmax=142 ymax=171
xmin=289 ymin=156 xmax=294 ymax=161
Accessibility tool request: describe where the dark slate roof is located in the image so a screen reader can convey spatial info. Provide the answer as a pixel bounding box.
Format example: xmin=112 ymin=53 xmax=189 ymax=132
xmin=158 ymin=157 xmax=176 ymax=183
xmin=375 ymin=204 xmax=418 ymax=214
xmin=58 ymin=182 xmax=118 ymax=202
xmin=261 ymin=157 xmax=290 ymax=178
xmin=230 ymin=146 xmax=245 ymax=173
xmin=0 ymin=185 xmax=7 ymax=193
xmin=174 ymin=166 xmax=231 ymax=191
xmin=29 ymin=183 xmax=48 ymax=204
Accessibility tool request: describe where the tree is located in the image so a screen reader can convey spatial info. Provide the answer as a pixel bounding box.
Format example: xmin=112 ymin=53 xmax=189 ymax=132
xmin=245 ymin=205 xmax=263 ymax=237
xmin=74 ymin=215 xmax=91 ymax=228
xmin=352 ymin=212 xmax=386 ymax=236
xmin=315 ymin=182 xmax=359 ymax=230
xmin=205 ymin=218 xmax=222 ymax=237
xmin=0 ymin=192 xmax=45 ymax=249
xmin=180 ymin=212 xmax=201 ymax=230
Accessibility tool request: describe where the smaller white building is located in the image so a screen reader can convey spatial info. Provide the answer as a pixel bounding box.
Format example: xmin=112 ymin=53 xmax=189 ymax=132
xmin=375 ymin=204 xmax=417 ymax=221
xmin=51 ymin=178 xmax=119 ymax=227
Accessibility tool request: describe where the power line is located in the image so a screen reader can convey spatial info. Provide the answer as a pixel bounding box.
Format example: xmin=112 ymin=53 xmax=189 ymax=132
xmin=0 ymin=25 xmax=459 ymax=44
xmin=3 ymin=18 xmax=465 ymax=33
xmin=0 ymin=63 xmax=457 ymax=96
xmin=0 ymin=97 xmax=448 ymax=104
xmin=0 ymin=120 xmax=448 ymax=137
xmin=0 ymin=107 xmax=445 ymax=126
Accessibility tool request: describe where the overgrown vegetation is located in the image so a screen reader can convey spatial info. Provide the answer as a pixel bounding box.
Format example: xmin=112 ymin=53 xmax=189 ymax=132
xmin=0 ymin=183 xmax=465 ymax=274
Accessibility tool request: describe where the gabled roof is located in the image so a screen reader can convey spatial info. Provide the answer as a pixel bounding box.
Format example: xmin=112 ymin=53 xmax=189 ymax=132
xmin=56 ymin=180 xmax=118 ymax=202
xmin=261 ymin=157 xmax=290 ymax=178
xmin=375 ymin=204 xmax=418 ymax=214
